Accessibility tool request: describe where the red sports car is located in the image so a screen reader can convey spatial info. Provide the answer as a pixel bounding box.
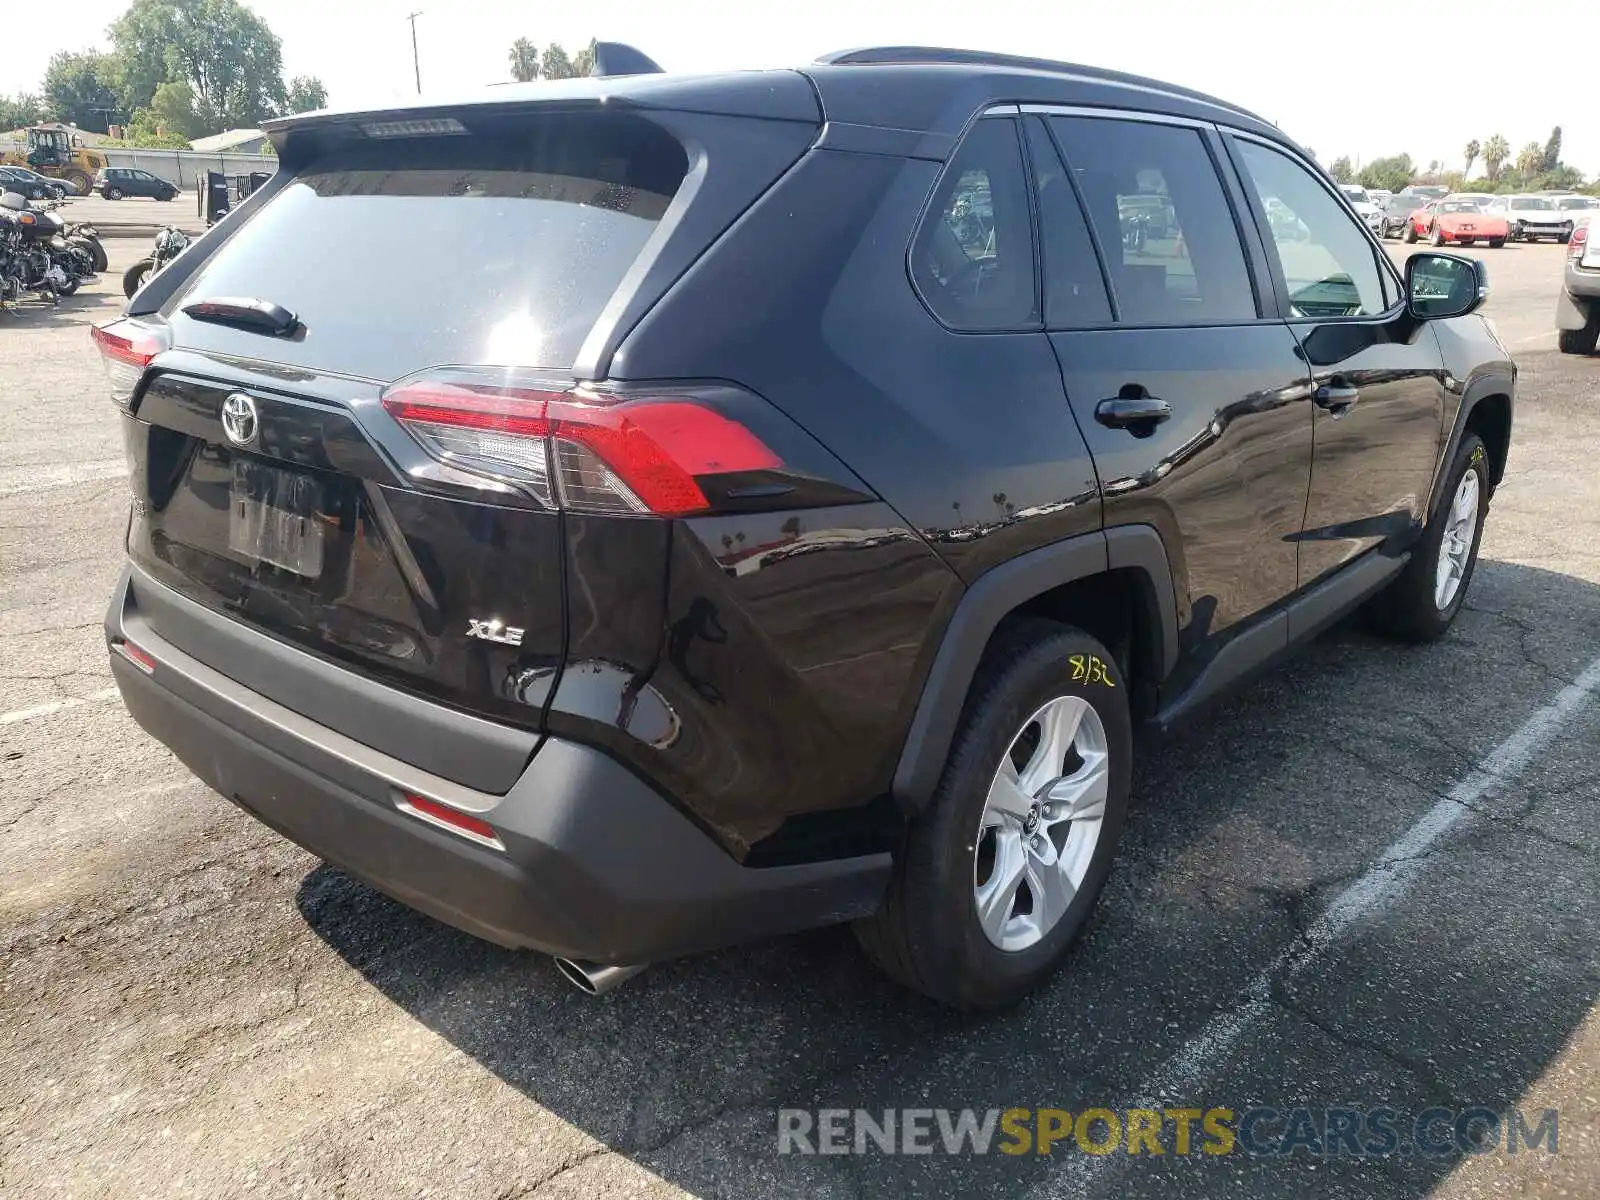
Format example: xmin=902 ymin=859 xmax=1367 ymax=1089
xmin=1405 ymin=199 xmax=1509 ymax=248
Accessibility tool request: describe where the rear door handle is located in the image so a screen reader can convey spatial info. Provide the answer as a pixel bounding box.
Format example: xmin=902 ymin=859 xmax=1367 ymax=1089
xmin=1094 ymin=395 xmax=1172 ymax=431
xmin=1314 ymin=383 xmax=1360 ymax=413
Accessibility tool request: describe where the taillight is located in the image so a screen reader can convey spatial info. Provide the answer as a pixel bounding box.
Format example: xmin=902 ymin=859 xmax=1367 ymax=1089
xmin=91 ymin=319 xmax=167 ymax=407
xmin=380 ymin=368 xmax=783 ymax=517
xmin=1570 ymin=225 xmax=1589 ymax=260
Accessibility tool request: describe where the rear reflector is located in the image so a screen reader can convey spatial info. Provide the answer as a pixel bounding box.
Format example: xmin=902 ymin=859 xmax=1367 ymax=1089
xmin=381 ymin=369 xmax=782 ymax=516
xmin=92 ymin=320 xmax=168 ymax=407
xmin=112 ymin=639 xmax=157 ymax=674
xmin=398 ymin=792 xmax=503 ymax=849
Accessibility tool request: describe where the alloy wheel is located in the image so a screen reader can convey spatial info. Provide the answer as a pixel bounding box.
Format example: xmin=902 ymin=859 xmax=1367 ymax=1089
xmin=974 ymin=695 xmax=1109 ymax=951
xmin=1435 ymin=469 xmax=1480 ymax=611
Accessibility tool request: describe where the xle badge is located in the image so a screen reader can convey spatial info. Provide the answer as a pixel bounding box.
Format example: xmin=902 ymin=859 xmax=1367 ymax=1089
xmin=467 ymin=619 xmax=525 ymax=647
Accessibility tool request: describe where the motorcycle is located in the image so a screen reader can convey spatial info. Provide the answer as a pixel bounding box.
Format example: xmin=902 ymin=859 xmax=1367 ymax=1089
xmin=0 ymin=190 xmax=87 ymax=305
xmin=123 ymin=225 xmax=191 ymax=298
xmin=36 ymin=199 xmax=108 ymax=273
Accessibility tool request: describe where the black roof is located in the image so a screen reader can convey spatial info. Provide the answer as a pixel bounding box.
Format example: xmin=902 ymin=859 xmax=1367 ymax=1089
xmin=265 ymin=44 xmax=1290 ymax=159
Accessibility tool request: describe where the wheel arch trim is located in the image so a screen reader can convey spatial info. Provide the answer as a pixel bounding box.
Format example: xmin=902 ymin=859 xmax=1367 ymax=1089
xmin=892 ymin=525 xmax=1177 ymax=809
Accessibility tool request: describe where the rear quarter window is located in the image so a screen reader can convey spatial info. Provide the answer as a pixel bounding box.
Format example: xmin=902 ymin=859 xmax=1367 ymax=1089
xmin=164 ymin=111 xmax=688 ymax=381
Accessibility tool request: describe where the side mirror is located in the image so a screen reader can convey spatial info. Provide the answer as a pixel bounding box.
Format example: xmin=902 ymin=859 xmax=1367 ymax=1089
xmin=1405 ymin=252 xmax=1487 ymax=320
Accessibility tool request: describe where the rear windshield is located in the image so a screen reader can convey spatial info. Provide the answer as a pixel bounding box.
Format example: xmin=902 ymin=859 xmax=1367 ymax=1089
xmin=165 ymin=111 xmax=688 ymax=380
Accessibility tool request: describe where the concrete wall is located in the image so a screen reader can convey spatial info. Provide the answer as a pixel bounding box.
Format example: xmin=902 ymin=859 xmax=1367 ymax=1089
xmin=2 ymin=139 xmax=276 ymax=191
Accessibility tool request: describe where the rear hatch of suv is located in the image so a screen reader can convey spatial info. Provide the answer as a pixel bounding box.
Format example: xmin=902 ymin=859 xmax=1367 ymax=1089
xmin=99 ymin=83 xmax=823 ymax=788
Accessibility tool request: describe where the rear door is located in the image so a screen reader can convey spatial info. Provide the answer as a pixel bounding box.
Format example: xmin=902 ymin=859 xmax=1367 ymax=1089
xmin=1032 ymin=111 xmax=1315 ymax=651
xmin=1226 ymin=134 xmax=1445 ymax=585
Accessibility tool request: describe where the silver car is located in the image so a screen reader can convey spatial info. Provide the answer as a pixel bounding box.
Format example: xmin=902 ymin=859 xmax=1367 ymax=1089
xmin=1485 ymin=194 xmax=1573 ymax=243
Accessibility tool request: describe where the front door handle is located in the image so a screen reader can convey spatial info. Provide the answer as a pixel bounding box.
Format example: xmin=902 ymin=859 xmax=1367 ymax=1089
xmin=1314 ymin=383 xmax=1360 ymax=413
xmin=1095 ymin=394 xmax=1172 ymax=432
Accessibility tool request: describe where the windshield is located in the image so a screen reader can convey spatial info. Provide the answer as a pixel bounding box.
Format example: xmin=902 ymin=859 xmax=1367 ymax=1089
xmin=1439 ymin=202 xmax=1482 ymax=213
xmin=1339 ymin=186 xmax=1371 ymax=204
xmin=1512 ymin=197 xmax=1555 ymax=210
xmin=1558 ymin=197 xmax=1598 ymax=210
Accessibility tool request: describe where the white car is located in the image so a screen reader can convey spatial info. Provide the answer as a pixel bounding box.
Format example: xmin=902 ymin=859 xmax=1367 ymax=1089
xmin=1337 ymin=183 xmax=1383 ymax=234
xmin=1553 ymin=194 xmax=1600 ymax=228
xmin=1483 ymin=194 xmax=1574 ymax=243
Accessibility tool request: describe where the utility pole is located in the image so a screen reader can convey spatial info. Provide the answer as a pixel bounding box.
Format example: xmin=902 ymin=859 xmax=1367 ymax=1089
xmin=406 ymin=11 xmax=423 ymax=94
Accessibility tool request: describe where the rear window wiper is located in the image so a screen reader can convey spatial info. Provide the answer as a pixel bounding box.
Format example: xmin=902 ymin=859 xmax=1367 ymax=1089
xmin=182 ymin=297 xmax=299 ymax=338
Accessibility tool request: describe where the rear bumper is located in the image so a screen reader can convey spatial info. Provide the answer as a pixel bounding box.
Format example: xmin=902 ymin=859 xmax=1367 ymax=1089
xmin=107 ymin=566 xmax=889 ymax=963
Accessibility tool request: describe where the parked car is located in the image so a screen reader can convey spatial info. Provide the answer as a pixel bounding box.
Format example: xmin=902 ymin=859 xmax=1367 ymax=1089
xmin=1404 ymin=199 xmax=1508 ymax=248
xmin=1557 ymin=222 xmax=1600 ymax=354
xmin=1377 ymin=191 xmax=1429 ymax=238
xmin=94 ymin=167 xmax=179 ymax=202
xmin=1400 ymin=184 xmax=1449 ymax=201
xmin=1368 ymin=188 xmax=1393 ymax=207
xmin=0 ymin=164 xmax=72 ymax=200
xmin=1337 ymin=183 xmax=1383 ymax=233
xmin=1484 ymin=194 xmax=1572 ymax=242
xmin=1554 ymin=194 xmax=1600 ymax=225
xmin=96 ymin=43 xmax=1513 ymax=1009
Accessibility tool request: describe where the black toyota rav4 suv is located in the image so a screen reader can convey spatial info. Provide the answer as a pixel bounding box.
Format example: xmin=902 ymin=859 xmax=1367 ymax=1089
xmin=99 ymin=46 xmax=1514 ymax=1009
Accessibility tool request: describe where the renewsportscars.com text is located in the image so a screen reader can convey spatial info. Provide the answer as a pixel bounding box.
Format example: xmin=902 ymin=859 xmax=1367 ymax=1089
xmin=777 ymin=1106 xmax=1560 ymax=1158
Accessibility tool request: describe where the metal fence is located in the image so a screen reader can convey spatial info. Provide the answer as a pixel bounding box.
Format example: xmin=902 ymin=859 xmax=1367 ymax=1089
xmin=3 ymin=140 xmax=276 ymax=191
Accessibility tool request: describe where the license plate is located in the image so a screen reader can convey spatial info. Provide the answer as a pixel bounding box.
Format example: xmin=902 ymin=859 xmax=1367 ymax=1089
xmin=228 ymin=460 xmax=325 ymax=578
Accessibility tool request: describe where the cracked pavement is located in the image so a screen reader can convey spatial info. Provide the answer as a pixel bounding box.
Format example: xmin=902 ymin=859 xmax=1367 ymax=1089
xmin=2 ymin=243 xmax=1598 ymax=1199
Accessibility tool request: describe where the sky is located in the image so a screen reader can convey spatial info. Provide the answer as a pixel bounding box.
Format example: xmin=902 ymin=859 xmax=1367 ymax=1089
xmin=4 ymin=0 xmax=1595 ymax=177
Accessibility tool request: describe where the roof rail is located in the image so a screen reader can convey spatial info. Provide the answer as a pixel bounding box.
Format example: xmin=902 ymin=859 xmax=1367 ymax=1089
xmin=589 ymin=42 xmax=664 ymax=78
xmin=814 ymin=46 xmax=1259 ymax=121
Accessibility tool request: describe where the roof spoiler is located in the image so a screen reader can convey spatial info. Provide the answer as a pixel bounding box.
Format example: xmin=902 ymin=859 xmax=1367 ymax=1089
xmin=589 ymin=42 xmax=663 ymax=78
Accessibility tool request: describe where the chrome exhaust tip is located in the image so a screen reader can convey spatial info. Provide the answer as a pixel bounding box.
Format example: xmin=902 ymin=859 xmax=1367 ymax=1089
xmin=553 ymin=957 xmax=647 ymax=996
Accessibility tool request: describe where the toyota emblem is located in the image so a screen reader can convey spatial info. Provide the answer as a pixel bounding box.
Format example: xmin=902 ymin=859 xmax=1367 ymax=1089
xmin=221 ymin=393 xmax=259 ymax=447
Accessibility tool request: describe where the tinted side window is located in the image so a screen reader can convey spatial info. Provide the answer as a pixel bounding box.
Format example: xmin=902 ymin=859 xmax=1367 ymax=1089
xmin=1048 ymin=116 xmax=1256 ymax=325
xmin=912 ymin=118 xmax=1038 ymax=330
xmin=1233 ymin=140 xmax=1388 ymax=318
xmin=1024 ymin=117 xmax=1113 ymax=327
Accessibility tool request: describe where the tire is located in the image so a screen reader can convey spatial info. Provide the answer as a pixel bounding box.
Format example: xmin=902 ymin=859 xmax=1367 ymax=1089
xmin=107 ymin=187 xmax=124 ymax=200
xmin=1488 ymin=238 xmax=1505 ymax=249
xmin=55 ymin=276 xmax=78 ymax=297
xmin=82 ymin=236 xmax=107 ymax=274
xmin=1366 ymin=434 xmax=1490 ymax=642
xmin=62 ymin=169 xmax=90 ymax=195
xmin=1510 ymin=222 xmax=1523 ymax=242
xmin=853 ymin=620 xmax=1133 ymax=1009
xmin=1430 ymin=225 xmax=1446 ymax=246
xmin=122 ymin=258 xmax=154 ymax=298
xmin=1559 ymin=232 xmax=1571 ymax=245
xmin=1558 ymin=323 xmax=1599 ymax=355
xmin=1403 ymin=222 xmax=1419 ymax=244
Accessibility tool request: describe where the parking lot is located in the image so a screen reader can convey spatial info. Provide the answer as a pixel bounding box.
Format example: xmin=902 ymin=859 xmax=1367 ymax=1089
xmin=1 ymin=237 xmax=1597 ymax=1198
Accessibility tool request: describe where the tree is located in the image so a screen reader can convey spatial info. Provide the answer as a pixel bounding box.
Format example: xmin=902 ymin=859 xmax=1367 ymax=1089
xmin=1482 ymin=134 xmax=1510 ymax=182
xmin=572 ymin=38 xmax=597 ymax=77
xmin=124 ymin=107 xmax=192 ymax=147
xmin=509 ymin=37 xmax=540 ymax=82
xmin=0 ymin=93 xmax=46 ymax=132
xmin=133 ymin=79 xmax=208 ymax=140
xmin=283 ymin=75 xmax=327 ymax=115
xmin=1515 ymin=141 xmax=1544 ymax=182
xmin=110 ymin=0 xmax=286 ymax=134
xmin=1426 ymin=159 xmax=1443 ymax=177
xmin=1463 ymin=139 xmax=1479 ymax=176
xmin=1542 ymin=126 xmax=1562 ymax=172
xmin=42 ymin=50 xmax=122 ymax=133
xmin=1328 ymin=155 xmax=1354 ymax=183
xmin=540 ymin=43 xmax=576 ymax=80
xmin=1358 ymin=154 xmax=1415 ymax=194
xmin=1535 ymin=164 xmax=1586 ymax=192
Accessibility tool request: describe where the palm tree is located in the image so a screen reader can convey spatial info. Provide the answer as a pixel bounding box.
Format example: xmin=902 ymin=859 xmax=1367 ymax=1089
xmin=1515 ymin=141 xmax=1544 ymax=183
xmin=1482 ymin=135 xmax=1510 ymax=183
xmin=509 ymin=38 xmax=540 ymax=82
xmin=1463 ymin=139 xmax=1479 ymax=177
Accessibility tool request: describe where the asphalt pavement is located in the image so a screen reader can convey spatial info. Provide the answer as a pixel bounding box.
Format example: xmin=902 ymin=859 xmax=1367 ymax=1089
xmin=0 ymin=239 xmax=1597 ymax=1198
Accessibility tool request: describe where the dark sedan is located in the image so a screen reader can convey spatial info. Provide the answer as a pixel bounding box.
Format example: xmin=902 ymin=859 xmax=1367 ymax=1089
xmin=0 ymin=165 xmax=69 ymax=201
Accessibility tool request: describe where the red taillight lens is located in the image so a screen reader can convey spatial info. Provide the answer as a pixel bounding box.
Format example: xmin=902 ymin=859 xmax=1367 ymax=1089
xmin=1570 ymin=226 xmax=1589 ymax=259
xmin=92 ymin=320 xmax=167 ymax=407
xmin=380 ymin=370 xmax=782 ymax=517
xmin=398 ymin=792 xmax=502 ymax=848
